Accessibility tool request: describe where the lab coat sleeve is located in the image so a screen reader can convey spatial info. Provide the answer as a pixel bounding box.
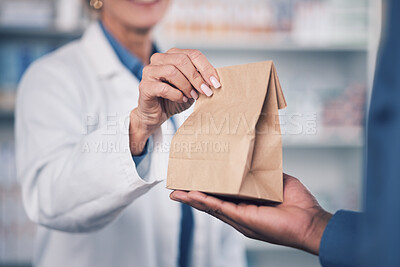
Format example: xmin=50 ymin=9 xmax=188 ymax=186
xmin=16 ymin=60 xmax=162 ymax=233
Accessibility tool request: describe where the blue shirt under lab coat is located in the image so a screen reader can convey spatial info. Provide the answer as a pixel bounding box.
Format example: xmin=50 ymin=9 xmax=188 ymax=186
xmin=319 ymin=0 xmax=400 ymax=266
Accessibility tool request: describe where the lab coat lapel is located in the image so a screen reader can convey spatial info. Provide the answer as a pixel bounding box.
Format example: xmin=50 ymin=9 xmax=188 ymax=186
xmin=81 ymin=22 xmax=125 ymax=79
xmin=81 ymin=21 xmax=141 ymax=110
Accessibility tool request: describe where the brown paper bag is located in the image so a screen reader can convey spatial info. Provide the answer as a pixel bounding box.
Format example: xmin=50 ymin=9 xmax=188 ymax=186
xmin=166 ymin=61 xmax=287 ymax=202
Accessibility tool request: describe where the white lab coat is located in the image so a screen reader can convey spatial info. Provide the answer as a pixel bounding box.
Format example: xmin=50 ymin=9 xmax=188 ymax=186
xmin=15 ymin=22 xmax=246 ymax=267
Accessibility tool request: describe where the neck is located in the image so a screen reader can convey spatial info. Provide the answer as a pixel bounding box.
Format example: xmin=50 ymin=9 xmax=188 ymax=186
xmin=101 ymin=15 xmax=153 ymax=65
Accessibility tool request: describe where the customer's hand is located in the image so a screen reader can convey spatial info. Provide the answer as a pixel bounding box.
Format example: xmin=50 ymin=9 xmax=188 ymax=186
xmin=129 ymin=48 xmax=221 ymax=155
xmin=170 ymin=173 xmax=332 ymax=255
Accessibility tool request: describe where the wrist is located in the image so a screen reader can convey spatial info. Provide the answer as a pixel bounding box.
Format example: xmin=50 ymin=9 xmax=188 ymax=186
xmin=302 ymin=209 xmax=333 ymax=255
xmin=129 ymin=109 xmax=154 ymax=155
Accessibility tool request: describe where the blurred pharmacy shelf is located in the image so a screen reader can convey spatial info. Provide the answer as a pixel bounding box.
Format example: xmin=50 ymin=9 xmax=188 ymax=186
xmin=0 ymin=0 xmax=87 ymax=264
xmin=283 ymin=138 xmax=363 ymax=149
xmin=0 ymin=27 xmax=83 ymax=40
xmin=158 ymin=0 xmax=369 ymax=50
xmin=159 ymin=39 xmax=368 ymax=52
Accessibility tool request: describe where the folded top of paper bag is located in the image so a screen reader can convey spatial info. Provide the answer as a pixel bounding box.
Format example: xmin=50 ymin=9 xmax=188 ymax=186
xmin=167 ymin=61 xmax=286 ymax=202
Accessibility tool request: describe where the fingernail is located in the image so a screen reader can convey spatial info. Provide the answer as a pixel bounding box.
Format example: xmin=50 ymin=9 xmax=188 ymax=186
xmin=210 ymin=76 xmax=221 ymax=88
xmin=201 ymin=84 xmax=213 ymax=97
xmin=190 ymin=89 xmax=199 ymax=100
xmin=183 ymin=96 xmax=188 ymax=102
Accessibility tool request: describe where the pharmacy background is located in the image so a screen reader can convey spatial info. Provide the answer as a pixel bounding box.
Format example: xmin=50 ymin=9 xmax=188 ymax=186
xmin=0 ymin=0 xmax=381 ymax=266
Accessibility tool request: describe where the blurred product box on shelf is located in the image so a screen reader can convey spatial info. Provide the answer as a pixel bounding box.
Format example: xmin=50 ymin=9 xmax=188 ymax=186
xmin=0 ymin=0 xmax=86 ymax=31
xmin=55 ymin=0 xmax=83 ymax=31
xmin=0 ymin=0 xmax=53 ymax=28
xmin=292 ymin=0 xmax=368 ymax=45
xmin=0 ymin=92 xmax=15 ymax=112
xmin=322 ymin=83 xmax=366 ymax=127
xmin=280 ymin=82 xmax=366 ymax=147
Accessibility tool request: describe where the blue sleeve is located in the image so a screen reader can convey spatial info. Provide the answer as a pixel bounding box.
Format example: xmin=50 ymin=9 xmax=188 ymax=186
xmin=132 ymin=136 xmax=153 ymax=180
xmin=358 ymin=0 xmax=400 ymax=266
xmin=132 ymin=139 xmax=149 ymax=166
xmin=319 ymin=210 xmax=361 ymax=267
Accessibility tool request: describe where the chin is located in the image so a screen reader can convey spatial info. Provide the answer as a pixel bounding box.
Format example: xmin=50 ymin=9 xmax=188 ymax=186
xmin=117 ymin=0 xmax=170 ymax=31
xmin=126 ymin=17 xmax=162 ymax=31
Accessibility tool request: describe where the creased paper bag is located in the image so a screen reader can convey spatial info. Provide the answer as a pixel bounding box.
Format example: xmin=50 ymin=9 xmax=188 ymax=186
xmin=166 ymin=61 xmax=287 ymax=202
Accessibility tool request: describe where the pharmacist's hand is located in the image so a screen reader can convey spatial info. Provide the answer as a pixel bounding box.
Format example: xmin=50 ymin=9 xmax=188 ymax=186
xmin=170 ymin=173 xmax=332 ymax=255
xmin=129 ymin=48 xmax=221 ymax=155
